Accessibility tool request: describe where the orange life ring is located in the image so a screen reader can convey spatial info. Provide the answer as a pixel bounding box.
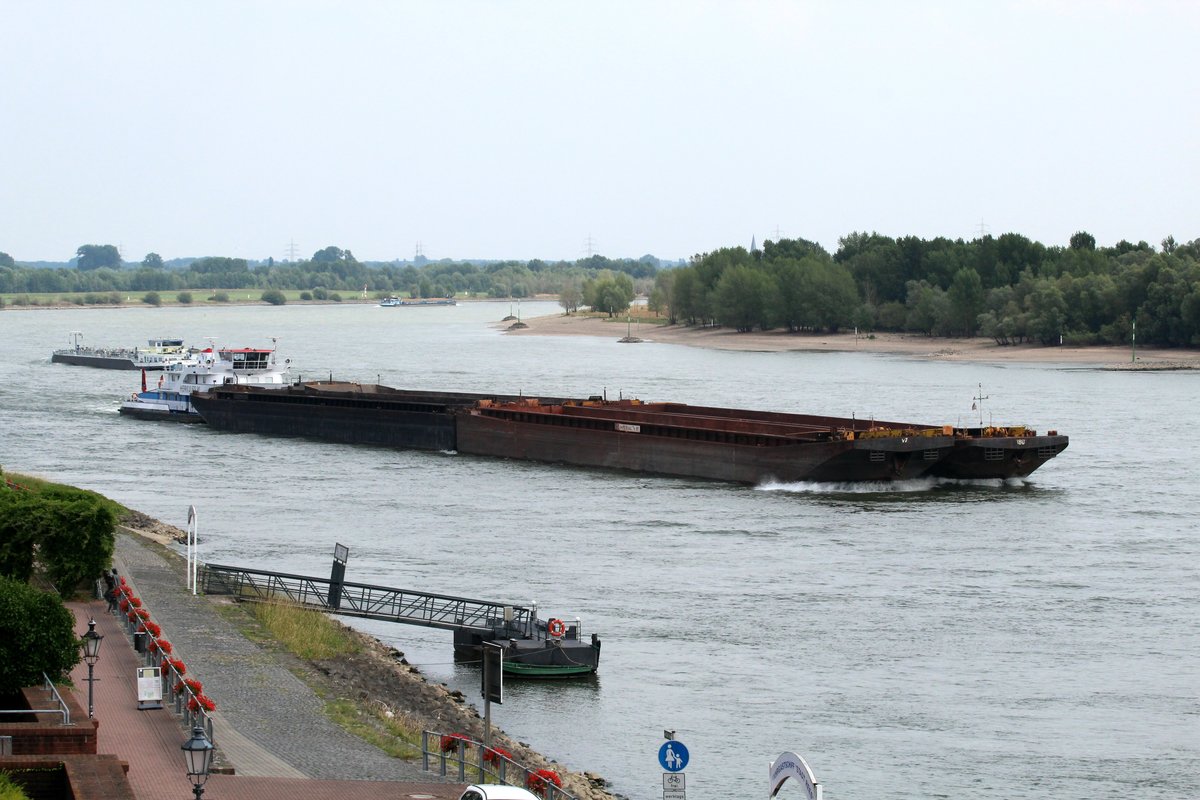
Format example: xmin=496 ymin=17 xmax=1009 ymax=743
xmin=547 ymin=618 xmax=565 ymax=638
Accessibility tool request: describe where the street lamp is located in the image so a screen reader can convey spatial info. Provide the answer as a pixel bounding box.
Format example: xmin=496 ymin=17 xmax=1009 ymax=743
xmin=181 ymin=725 xmax=214 ymax=800
xmin=80 ymin=618 xmax=103 ymax=719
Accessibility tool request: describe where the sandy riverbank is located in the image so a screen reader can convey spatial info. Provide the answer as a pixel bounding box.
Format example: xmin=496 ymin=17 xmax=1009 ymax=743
xmin=503 ymin=313 xmax=1200 ymax=369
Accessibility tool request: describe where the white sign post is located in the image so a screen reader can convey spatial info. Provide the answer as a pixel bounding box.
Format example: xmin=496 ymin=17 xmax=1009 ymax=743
xmin=769 ymin=751 xmax=822 ymax=800
xmin=186 ymin=505 xmax=198 ymax=595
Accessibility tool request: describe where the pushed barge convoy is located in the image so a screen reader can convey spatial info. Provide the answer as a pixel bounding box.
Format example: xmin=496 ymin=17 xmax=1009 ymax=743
xmin=189 ymin=382 xmax=1068 ymax=483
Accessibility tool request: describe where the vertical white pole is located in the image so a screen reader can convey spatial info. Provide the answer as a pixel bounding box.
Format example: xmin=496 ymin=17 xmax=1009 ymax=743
xmin=187 ymin=505 xmax=198 ymax=595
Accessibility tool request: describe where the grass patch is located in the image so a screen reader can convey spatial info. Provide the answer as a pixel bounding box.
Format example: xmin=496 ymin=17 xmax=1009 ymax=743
xmin=249 ymin=601 xmax=360 ymax=661
xmin=325 ymin=698 xmax=423 ymax=759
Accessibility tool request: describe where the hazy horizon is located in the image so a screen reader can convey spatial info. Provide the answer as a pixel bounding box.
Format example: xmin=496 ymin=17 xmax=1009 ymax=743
xmin=3 ymin=2 xmax=1196 ymax=264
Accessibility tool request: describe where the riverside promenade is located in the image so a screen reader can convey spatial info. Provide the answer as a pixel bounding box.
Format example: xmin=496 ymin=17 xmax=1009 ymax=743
xmin=66 ymin=531 xmax=464 ymax=800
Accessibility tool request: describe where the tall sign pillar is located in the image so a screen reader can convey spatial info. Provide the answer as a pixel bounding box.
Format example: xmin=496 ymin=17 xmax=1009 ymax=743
xmin=329 ymin=543 xmax=349 ymax=611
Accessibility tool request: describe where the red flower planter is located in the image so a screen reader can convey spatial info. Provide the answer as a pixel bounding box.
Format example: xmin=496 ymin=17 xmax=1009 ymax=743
xmin=526 ymin=768 xmax=562 ymax=795
xmin=440 ymin=732 xmax=473 ymax=753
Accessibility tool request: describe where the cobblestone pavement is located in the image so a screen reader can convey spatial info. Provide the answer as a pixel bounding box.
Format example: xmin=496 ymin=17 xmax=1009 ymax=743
xmin=106 ymin=531 xmax=459 ymax=787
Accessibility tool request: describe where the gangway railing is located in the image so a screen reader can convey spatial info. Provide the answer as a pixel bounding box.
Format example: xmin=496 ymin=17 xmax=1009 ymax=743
xmin=202 ymin=564 xmax=535 ymax=635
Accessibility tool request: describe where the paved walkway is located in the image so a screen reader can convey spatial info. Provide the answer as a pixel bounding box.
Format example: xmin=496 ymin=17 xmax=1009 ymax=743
xmin=65 ymin=531 xmax=465 ymax=800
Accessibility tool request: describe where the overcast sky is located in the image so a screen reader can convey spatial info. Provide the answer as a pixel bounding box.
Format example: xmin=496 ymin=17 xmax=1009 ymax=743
xmin=2 ymin=1 xmax=1196 ymax=264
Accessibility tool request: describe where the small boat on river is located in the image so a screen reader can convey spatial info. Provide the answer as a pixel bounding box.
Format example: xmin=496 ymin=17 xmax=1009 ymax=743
xmin=119 ymin=341 xmax=288 ymax=423
xmin=380 ymin=296 xmax=457 ymax=307
xmin=52 ymin=332 xmax=192 ymax=370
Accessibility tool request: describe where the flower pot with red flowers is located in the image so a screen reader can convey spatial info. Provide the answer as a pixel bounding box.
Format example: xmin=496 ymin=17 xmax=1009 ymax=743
xmin=526 ymin=768 xmax=562 ymax=796
xmin=483 ymin=746 xmax=512 ymax=765
xmin=183 ymin=678 xmax=203 ymax=695
xmin=440 ymin=732 xmax=472 ymax=753
xmin=187 ymin=694 xmax=216 ymax=713
xmin=167 ymin=658 xmax=186 ymax=676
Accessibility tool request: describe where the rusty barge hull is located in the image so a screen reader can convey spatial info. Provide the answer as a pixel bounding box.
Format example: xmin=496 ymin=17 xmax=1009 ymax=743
xmin=189 ymin=383 xmax=1069 ymax=484
xmin=456 ymin=401 xmax=954 ymax=484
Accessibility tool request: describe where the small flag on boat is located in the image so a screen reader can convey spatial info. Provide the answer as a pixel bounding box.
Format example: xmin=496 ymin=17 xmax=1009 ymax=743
xmin=141 ymin=369 xmax=147 ymax=392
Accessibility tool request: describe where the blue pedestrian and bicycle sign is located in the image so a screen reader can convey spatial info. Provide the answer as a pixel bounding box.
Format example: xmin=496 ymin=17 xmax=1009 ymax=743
xmin=659 ymin=740 xmax=689 ymax=772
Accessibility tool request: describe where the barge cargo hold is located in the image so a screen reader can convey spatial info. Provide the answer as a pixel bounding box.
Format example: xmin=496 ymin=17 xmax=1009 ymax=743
xmin=189 ymin=382 xmax=1068 ymax=484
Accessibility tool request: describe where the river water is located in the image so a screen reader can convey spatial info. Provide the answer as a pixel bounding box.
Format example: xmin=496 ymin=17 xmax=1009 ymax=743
xmin=2 ymin=301 xmax=1196 ymax=799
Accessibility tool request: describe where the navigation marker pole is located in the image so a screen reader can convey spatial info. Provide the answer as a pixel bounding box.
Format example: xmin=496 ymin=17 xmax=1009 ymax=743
xmin=186 ymin=505 xmax=198 ymax=595
xmin=972 ymin=383 xmax=989 ymax=428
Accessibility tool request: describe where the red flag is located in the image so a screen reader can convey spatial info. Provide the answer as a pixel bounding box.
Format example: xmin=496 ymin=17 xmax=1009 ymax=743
xmin=141 ymin=369 xmax=147 ymax=392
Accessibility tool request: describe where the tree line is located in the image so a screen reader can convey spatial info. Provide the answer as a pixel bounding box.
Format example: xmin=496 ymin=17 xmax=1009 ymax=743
xmin=0 ymin=246 xmax=661 ymax=303
xmin=4 ymin=231 xmax=1200 ymax=346
xmin=648 ymin=232 xmax=1200 ymax=347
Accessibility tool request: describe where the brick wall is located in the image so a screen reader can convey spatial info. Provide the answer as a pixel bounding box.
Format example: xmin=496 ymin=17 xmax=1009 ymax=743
xmin=0 ymin=687 xmax=97 ymax=755
xmin=0 ymin=755 xmax=135 ymax=800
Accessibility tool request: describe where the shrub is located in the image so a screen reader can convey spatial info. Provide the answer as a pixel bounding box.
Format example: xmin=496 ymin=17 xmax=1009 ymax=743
xmin=211 ymin=291 xmax=230 ymax=303
xmin=177 ymin=292 xmax=193 ymax=304
xmin=312 ymin=287 xmax=328 ymax=300
xmin=0 ymin=576 xmax=81 ymax=692
xmin=261 ymin=289 xmax=287 ymax=306
xmin=299 ymin=291 xmax=313 ymax=301
xmin=142 ymin=291 xmax=162 ymax=306
xmin=0 ymin=486 xmax=115 ymax=589
xmin=329 ymin=293 xmax=342 ymax=302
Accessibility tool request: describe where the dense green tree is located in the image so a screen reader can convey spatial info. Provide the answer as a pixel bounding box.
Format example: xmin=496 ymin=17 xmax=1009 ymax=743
xmin=714 ymin=265 xmax=773 ymax=331
xmin=0 ymin=251 xmax=15 ymax=267
xmin=0 ymin=577 xmax=81 ymax=691
xmin=1069 ymin=231 xmax=1097 ymax=251
xmin=0 ymin=488 xmax=115 ymax=591
xmin=583 ymin=270 xmax=635 ymax=317
xmin=75 ymin=244 xmax=121 ymax=271
xmin=261 ymin=289 xmax=287 ymax=305
xmin=142 ymin=252 xmax=164 ymax=269
xmin=946 ymin=267 xmax=985 ymax=336
xmin=558 ymin=279 xmax=583 ymax=314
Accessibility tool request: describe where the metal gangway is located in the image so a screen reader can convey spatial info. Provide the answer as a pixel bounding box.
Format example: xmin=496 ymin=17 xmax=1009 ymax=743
xmin=201 ymin=563 xmax=535 ymax=637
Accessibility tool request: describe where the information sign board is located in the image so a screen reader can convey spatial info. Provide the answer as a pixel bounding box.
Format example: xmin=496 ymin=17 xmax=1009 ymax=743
xmin=136 ymin=666 xmax=163 ymax=710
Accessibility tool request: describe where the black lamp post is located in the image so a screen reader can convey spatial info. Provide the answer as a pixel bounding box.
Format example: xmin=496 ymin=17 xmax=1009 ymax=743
xmin=181 ymin=725 xmax=214 ymax=800
xmin=80 ymin=618 xmax=103 ymax=719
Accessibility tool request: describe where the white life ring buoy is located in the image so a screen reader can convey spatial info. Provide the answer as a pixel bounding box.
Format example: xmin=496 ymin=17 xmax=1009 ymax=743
xmin=547 ymin=618 xmax=565 ymax=638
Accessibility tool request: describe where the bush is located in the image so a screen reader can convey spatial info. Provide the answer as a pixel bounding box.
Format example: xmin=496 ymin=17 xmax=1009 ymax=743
xmin=142 ymin=291 xmax=162 ymax=307
xmin=329 ymin=293 xmax=342 ymax=302
xmin=299 ymin=291 xmax=313 ymax=301
xmin=177 ymin=292 xmax=193 ymax=304
xmin=210 ymin=291 xmax=230 ymax=303
xmin=261 ymin=289 xmax=287 ymax=306
xmin=0 ymin=576 xmax=81 ymax=692
xmin=0 ymin=487 xmax=116 ymax=591
xmin=312 ymin=287 xmax=328 ymax=300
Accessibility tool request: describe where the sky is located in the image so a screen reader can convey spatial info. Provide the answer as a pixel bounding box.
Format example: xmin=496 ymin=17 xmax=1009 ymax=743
xmin=2 ymin=1 xmax=1197 ymax=264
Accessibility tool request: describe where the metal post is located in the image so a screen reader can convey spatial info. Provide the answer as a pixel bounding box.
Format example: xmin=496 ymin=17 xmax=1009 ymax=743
xmin=86 ymin=661 xmax=95 ymax=718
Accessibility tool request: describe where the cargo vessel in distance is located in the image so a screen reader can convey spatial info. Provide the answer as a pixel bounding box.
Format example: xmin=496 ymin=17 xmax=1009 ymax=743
xmin=190 ymin=382 xmax=1068 ymax=484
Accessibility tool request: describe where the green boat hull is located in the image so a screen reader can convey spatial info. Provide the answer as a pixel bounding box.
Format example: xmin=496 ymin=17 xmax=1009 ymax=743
xmin=502 ymin=662 xmax=595 ymax=678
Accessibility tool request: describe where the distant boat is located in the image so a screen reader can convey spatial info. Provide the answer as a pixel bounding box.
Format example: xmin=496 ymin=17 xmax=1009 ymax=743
xmin=118 ymin=342 xmax=288 ymax=423
xmin=379 ymin=296 xmax=457 ymax=307
xmin=52 ymin=333 xmax=192 ymax=371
